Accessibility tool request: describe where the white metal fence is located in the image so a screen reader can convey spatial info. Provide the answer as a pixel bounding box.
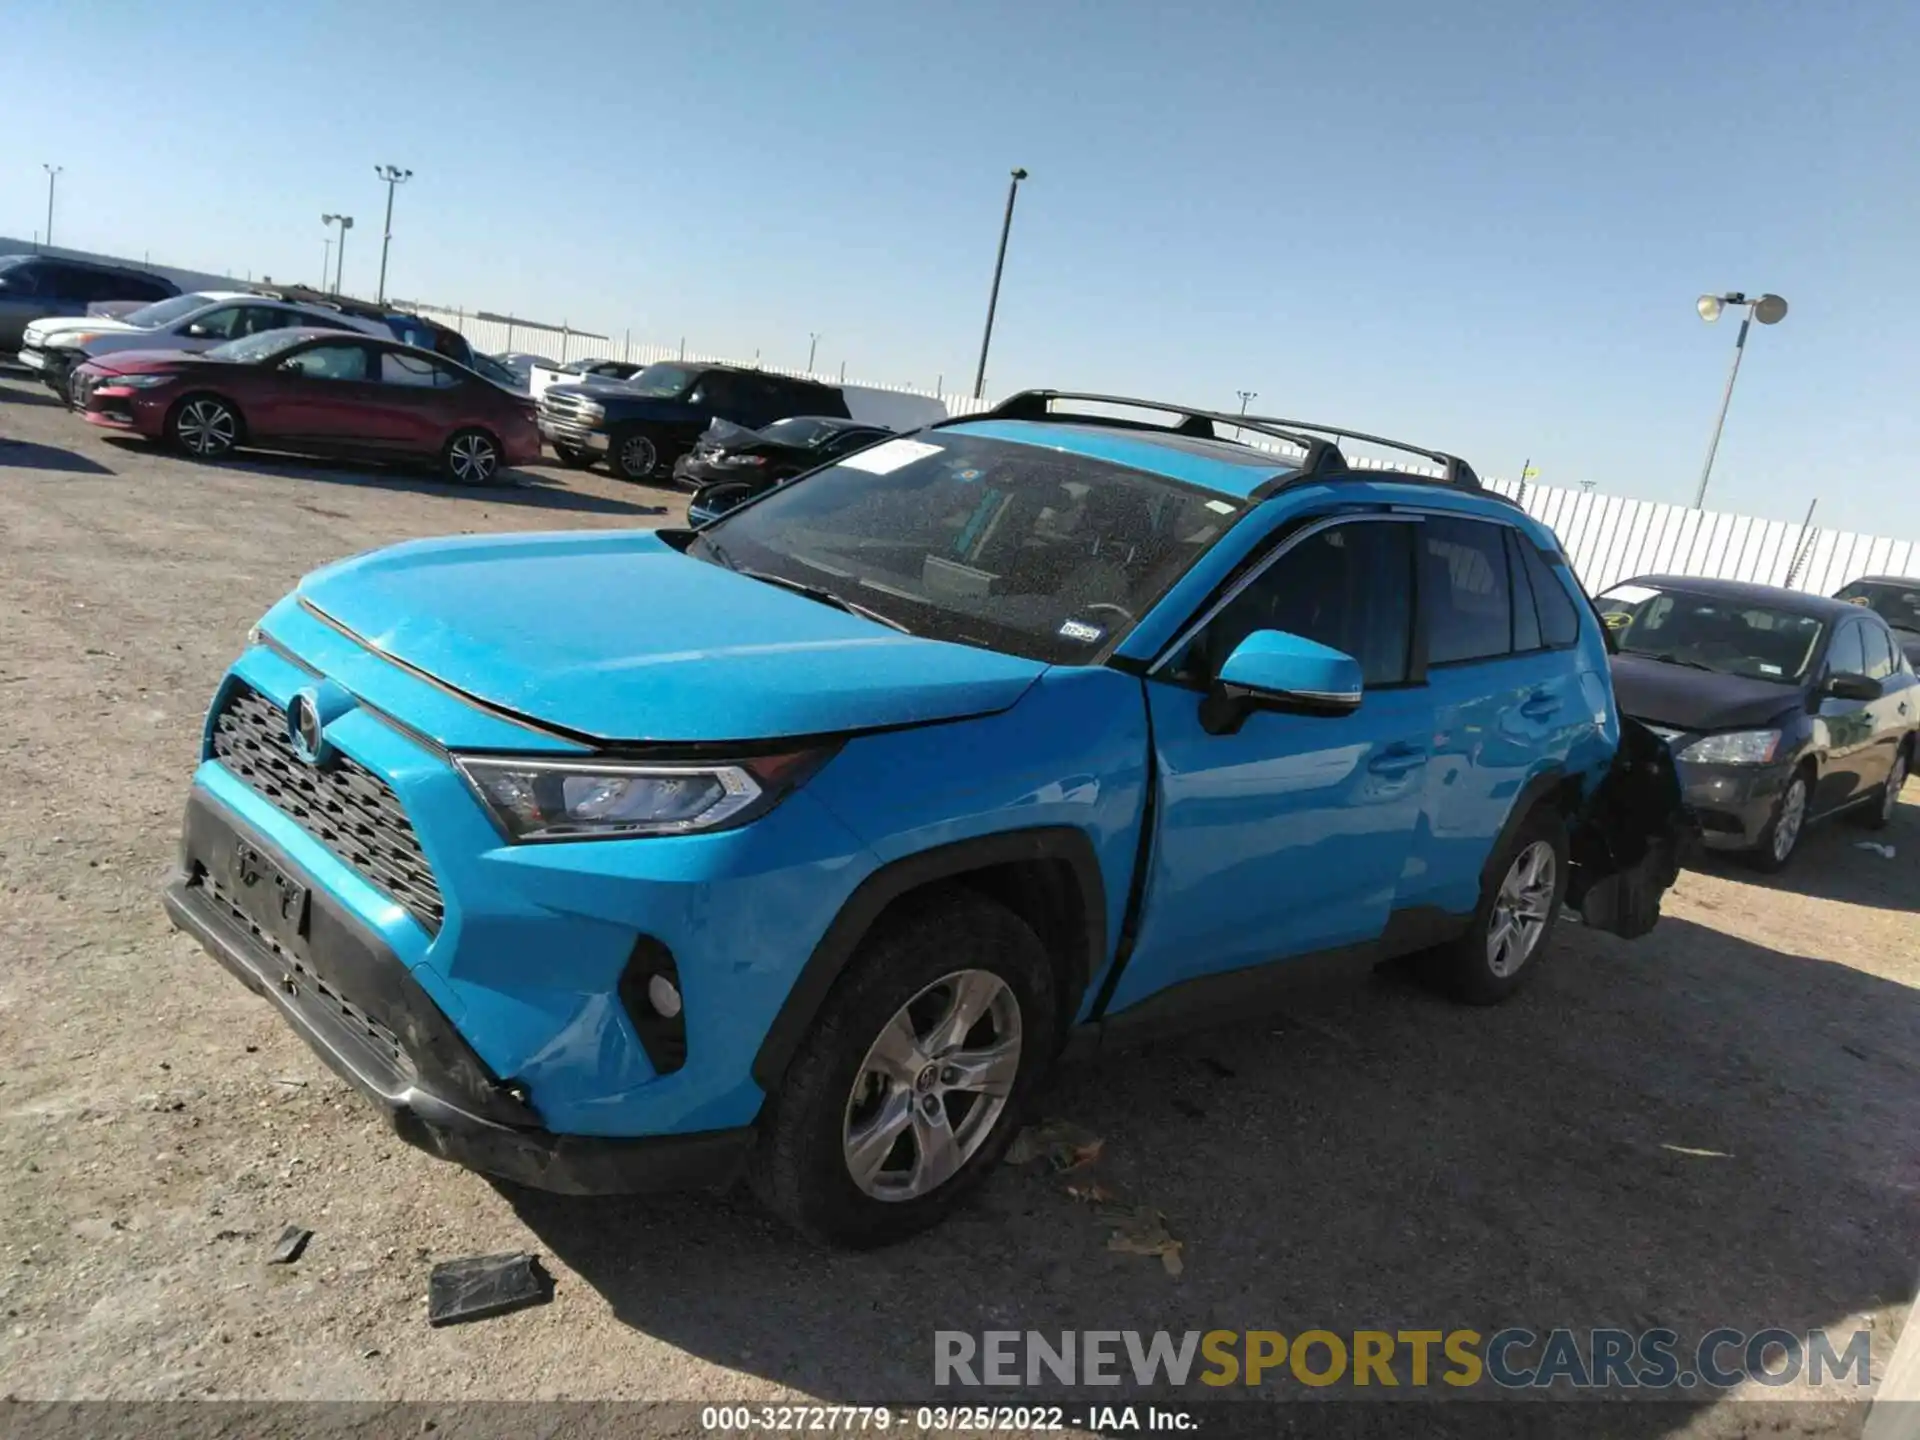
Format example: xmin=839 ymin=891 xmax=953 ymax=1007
xmin=407 ymin=302 xmax=1917 ymax=600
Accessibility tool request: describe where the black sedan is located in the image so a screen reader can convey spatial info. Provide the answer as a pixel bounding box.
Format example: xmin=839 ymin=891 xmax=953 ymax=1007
xmin=676 ymin=416 xmax=892 ymax=521
xmin=1598 ymin=575 xmax=1916 ymax=870
xmin=1833 ymin=575 xmax=1920 ymax=670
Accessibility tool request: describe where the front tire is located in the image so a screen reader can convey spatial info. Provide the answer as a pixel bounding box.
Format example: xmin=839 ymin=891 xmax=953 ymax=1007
xmin=750 ymin=888 xmax=1058 ymax=1249
xmin=1744 ymin=766 xmax=1811 ymax=872
xmin=168 ymin=394 xmax=242 ymax=459
xmin=443 ymin=428 xmax=502 ymax=485
xmin=1417 ymin=806 xmax=1569 ymax=1005
xmin=609 ymin=428 xmax=661 ymax=483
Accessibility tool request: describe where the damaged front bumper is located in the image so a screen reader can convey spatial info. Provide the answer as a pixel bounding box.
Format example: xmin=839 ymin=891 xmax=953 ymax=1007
xmin=162 ymin=791 xmax=752 ymax=1195
xmin=1567 ymin=716 xmax=1697 ymax=939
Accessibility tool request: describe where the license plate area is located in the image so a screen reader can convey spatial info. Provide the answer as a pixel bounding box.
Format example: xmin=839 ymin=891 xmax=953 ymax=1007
xmin=227 ymin=839 xmax=310 ymax=953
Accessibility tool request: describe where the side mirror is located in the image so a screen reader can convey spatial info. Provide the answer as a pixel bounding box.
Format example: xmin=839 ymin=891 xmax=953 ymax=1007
xmin=1824 ymin=671 xmax=1882 ymax=702
xmin=1199 ymin=630 xmax=1363 ymax=735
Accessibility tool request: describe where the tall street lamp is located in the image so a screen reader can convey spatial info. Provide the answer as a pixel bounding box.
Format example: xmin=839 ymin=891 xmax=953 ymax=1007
xmin=321 ymin=235 xmax=332 ymax=290
xmin=322 ymin=214 xmax=353 ymax=294
xmin=373 ymin=164 xmax=413 ymax=305
xmin=42 ymin=164 xmax=63 ymax=249
xmin=1235 ymin=390 xmax=1257 ymax=441
xmin=972 ymin=167 xmax=1028 ymax=399
xmin=1692 ymin=290 xmax=1788 ymax=509
xmin=808 ymin=332 xmax=823 ymax=372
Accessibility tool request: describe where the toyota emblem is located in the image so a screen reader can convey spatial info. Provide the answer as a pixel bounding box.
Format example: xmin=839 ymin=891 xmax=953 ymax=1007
xmin=288 ymin=693 xmax=328 ymax=766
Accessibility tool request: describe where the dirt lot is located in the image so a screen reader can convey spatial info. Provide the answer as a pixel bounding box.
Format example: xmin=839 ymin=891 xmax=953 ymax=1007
xmin=1 ymin=371 xmax=1916 ymax=1431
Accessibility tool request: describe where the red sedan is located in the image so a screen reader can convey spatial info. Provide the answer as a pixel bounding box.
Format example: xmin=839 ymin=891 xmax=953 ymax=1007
xmin=71 ymin=327 xmax=541 ymax=484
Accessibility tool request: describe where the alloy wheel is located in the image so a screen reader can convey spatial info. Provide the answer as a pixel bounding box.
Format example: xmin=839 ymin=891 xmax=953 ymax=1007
xmin=842 ymin=969 xmax=1022 ymax=1203
xmin=1773 ymin=777 xmax=1808 ymax=862
xmin=618 ymin=434 xmax=657 ymax=479
xmin=1487 ymin=840 xmax=1556 ymax=978
xmin=448 ymin=432 xmax=498 ymax=484
xmin=176 ymin=400 xmax=236 ymax=456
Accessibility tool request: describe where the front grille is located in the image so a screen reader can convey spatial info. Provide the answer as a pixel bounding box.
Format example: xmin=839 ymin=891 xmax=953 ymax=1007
xmin=538 ymin=390 xmax=600 ymax=426
xmin=210 ymin=683 xmax=446 ymax=935
xmin=201 ymin=871 xmax=411 ymax=1073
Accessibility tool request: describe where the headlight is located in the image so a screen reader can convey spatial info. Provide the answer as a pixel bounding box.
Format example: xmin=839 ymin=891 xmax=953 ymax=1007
xmin=1680 ymin=729 xmax=1782 ymax=765
xmin=454 ymin=751 xmax=832 ymax=841
xmin=715 ymin=452 xmax=766 ymax=467
xmin=55 ymin=333 xmax=101 ymax=349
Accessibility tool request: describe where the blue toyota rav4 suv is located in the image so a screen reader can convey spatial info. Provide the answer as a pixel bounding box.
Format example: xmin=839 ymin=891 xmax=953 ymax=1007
xmin=163 ymin=392 xmax=1682 ymax=1247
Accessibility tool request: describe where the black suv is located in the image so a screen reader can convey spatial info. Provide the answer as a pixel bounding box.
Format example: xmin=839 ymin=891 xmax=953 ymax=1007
xmin=538 ymin=361 xmax=850 ymax=482
xmin=0 ymin=254 xmax=179 ymax=352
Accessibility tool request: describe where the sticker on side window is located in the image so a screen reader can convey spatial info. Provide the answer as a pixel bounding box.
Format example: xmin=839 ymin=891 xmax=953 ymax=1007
xmin=838 ymin=439 xmax=942 ymax=475
xmin=1057 ymin=619 xmax=1107 ymax=644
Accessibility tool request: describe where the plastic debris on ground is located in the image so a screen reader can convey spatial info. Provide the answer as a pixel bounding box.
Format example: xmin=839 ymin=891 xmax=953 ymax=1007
xmin=427 ymin=1252 xmax=553 ymax=1327
xmin=1004 ymin=1119 xmax=1104 ymax=1172
xmin=266 ymin=1225 xmax=312 ymax=1265
xmin=1101 ymin=1204 xmax=1185 ymax=1276
xmin=1854 ymin=842 xmax=1896 ymax=859
xmin=1660 ymin=1143 xmax=1732 ymax=1159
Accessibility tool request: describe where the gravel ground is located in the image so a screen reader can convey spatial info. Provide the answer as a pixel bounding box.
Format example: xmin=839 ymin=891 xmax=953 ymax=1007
xmin=1 ymin=372 xmax=1915 ymax=1433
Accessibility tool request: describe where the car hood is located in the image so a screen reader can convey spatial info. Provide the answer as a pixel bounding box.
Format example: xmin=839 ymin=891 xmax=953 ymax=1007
xmin=296 ymin=530 xmax=1048 ymax=743
xmin=24 ymin=315 xmax=140 ymax=346
xmin=1608 ymin=652 xmax=1804 ymax=735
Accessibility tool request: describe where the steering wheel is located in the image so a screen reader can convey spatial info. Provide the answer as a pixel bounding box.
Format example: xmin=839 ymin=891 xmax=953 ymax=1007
xmin=1077 ymin=602 xmax=1137 ymax=626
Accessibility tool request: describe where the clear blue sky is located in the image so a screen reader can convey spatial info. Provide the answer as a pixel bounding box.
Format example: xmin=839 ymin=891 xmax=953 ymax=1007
xmin=6 ymin=0 xmax=1917 ymax=534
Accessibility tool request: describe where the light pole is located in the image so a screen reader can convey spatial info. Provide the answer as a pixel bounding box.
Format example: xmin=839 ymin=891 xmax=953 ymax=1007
xmin=373 ymin=164 xmax=412 ymax=305
xmin=322 ymin=214 xmax=353 ymax=294
xmin=42 ymin=165 xmax=63 ymax=249
xmin=972 ymin=167 xmax=1028 ymax=399
xmin=1692 ymin=291 xmax=1788 ymax=509
xmin=808 ymin=332 xmax=823 ymax=372
xmin=321 ymin=236 xmax=332 ymax=290
xmin=1235 ymin=390 xmax=1257 ymax=441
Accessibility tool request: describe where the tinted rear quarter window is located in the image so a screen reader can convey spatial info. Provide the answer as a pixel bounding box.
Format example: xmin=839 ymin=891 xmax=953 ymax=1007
xmin=1521 ymin=539 xmax=1581 ymax=647
xmin=1423 ymin=516 xmax=1513 ymax=665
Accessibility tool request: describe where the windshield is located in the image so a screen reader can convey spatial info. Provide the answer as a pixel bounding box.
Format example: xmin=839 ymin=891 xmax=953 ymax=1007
xmin=125 ymin=293 xmax=217 ymax=329
xmin=626 ymin=363 xmax=698 ymax=398
xmin=1835 ymin=580 xmax=1920 ymax=635
xmin=1597 ymin=583 xmax=1825 ymax=682
xmin=693 ymin=432 xmax=1250 ymax=663
xmin=760 ymin=418 xmax=848 ymax=449
xmin=205 ymin=330 xmax=314 ymax=364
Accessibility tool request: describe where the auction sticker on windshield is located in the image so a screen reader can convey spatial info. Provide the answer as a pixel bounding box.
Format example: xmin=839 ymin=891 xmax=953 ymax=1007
xmin=840 ymin=439 xmax=943 ymax=475
xmin=1604 ymin=584 xmax=1661 ymax=604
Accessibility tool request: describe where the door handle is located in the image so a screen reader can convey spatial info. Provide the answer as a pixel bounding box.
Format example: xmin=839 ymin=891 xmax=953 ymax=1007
xmin=1368 ymin=743 xmax=1428 ymax=776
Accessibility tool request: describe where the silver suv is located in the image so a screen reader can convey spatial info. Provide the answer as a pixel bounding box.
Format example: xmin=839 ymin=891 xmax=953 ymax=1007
xmin=20 ymin=292 xmax=386 ymax=401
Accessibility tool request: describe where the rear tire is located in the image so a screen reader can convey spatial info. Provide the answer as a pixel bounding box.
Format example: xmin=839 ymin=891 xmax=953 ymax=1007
xmin=1416 ymin=806 xmax=1569 ymax=1005
xmin=443 ymin=428 xmax=502 ymax=485
xmin=609 ymin=428 xmax=661 ymax=483
xmin=167 ymin=394 xmax=242 ymax=459
xmin=551 ymin=443 xmax=596 ymax=470
xmin=1853 ymin=745 xmax=1909 ymax=832
xmin=1744 ymin=765 xmax=1812 ymax=872
xmin=750 ymin=887 xmax=1058 ymax=1249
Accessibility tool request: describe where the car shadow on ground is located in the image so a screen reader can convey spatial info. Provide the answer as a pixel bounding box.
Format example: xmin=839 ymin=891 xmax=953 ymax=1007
xmin=0 ymin=376 xmax=66 ymax=408
xmin=91 ymin=437 xmax=672 ymax=517
xmin=503 ymin=902 xmax=1918 ymax=1425
xmin=1692 ymin=792 xmax=1916 ymax=914
xmin=0 ymin=436 xmax=113 ymax=473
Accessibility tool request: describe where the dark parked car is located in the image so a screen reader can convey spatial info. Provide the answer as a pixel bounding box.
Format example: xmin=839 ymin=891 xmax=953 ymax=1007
xmin=679 ymin=416 xmax=893 ymax=519
xmin=539 ymin=361 xmax=850 ymax=482
xmin=1598 ymin=575 xmax=1916 ymax=870
xmin=71 ymin=328 xmax=540 ymax=485
xmin=0 ymin=253 xmax=178 ymax=351
xmin=1833 ymin=576 xmax=1920 ymax=670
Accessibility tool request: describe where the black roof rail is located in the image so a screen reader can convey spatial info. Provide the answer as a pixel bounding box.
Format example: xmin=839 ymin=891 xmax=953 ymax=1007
xmin=1239 ymin=413 xmax=1480 ymax=489
xmin=947 ymin=389 xmax=1495 ymax=500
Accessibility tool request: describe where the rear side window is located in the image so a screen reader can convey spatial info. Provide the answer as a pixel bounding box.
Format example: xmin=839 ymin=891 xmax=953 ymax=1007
xmin=1521 ymin=540 xmax=1582 ymax=648
xmin=1423 ymin=517 xmax=1513 ymax=665
xmin=1506 ymin=529 xmax=1543 ymax=652
xmin=119 ymin=274 xmax=175 ymax=301
xmin=380 ymin=351 xmax=459 ymax=388
xmin=281 ymin=343 xmax=371 ymax=381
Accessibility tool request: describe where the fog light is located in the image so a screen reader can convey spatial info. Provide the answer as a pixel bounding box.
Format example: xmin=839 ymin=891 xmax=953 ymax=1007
xmin=647 ymin=973 xmax=683 ymax=1019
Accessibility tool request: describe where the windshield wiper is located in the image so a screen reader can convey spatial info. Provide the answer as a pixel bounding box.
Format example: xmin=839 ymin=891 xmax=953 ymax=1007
xmin=1640 ymin=652 xmax=1723 ymax=672
xmin=736 ymin=568 xmax=912 ymax=633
